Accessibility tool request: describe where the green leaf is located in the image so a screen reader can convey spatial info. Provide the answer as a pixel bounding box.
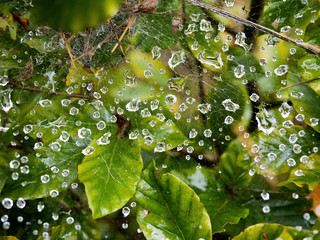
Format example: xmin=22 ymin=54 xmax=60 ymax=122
xmin=37 ymin=222 xmax=78 ymax=240
xmin=262 ymin=0 xmax=318 ymax=31
xmin=288 ymin=73 xmax=320 ymax=133
xmin=1 ymin=139 xmax=84 ymax=199
xmin=199 ymin=189 xmax=249 ymax=234
xmin=233 ymin=223 xmax=315 ymax=240
xmin=78 ymin=137 xmax=143 ymax=219
xmin=305 ymin=18 xmax=320 ymax=46
xmin=31 ymin=0 xmax=123 ymax=33
xmin=136 ymin=116 xmax=187 ymax=151
xmin=135 ymin=161 xmax=212 ymax=240
xmin=280 ymin=153 xmax=320 ymax=190
xmin=245 ymin=126 xmax=320 ymax=176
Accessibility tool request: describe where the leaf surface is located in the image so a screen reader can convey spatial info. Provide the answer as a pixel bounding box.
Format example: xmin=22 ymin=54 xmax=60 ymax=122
xmin=135 ymin=161 xmax=212 ymax=240
xmin=78 ymin=137 xmax=143 ymax=218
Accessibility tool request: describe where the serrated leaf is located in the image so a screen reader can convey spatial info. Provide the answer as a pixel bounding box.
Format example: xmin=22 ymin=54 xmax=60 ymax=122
xmin=78 ymin=137 xmax=143 ymax=219
xmin=247 ymin=126 xmax=320 ymax=176
xmin=233 ymin=223 xmax=315 ymax=240
xmin=199 ymin=190 xmax=249 ymax=234
xmin=288 ymin=73 xmax=320 ymax=133
xmin=135 ymin=161 xmax=212 ymax=240
xmin=280 ymin=154 xmax=320 ymax=190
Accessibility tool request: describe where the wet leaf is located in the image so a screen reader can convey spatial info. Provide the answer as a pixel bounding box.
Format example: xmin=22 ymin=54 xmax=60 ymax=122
xmin=135 ymin=161 xmax=212 ymax=240
xmin=78 ymin=137 xmax=143 ymax=219
xmin=233 ymin=223 xmax=315 ymax=240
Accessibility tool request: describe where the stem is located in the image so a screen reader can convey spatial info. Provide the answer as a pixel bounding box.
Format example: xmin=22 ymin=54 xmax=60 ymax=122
xmin=62 ymin=33 xmax=77 ymax=70
xmin=8 ymin=80 xmax=97 ymax=100
xmin=268 ymin=77 xmax=320 ymax=96
xmin=109 ymin=19 xmax=125 ymax=56
xmin=186 ymin=0 xmax=320 ymax=55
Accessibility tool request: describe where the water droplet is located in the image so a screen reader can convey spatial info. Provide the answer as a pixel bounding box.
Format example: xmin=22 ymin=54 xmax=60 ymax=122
xmin=274 ymin=65 xmax=288 ymax=76
xmin=189 ymin=129 xmax=198 ymax=139
xmin=66 ymin=217 xmax=74 ymax=224
xmin=200 ymin=19 xmax=213 ymax=31
xmin=310 ymin=118 xmax=319 ymax=126
xmin=287 ymin=158 xmax=296 ymax=166
xmin=279 ymin=101 xmax=292 ymax=118
xmin=0 ymin=89 xmax=13 ymax=112
xmin=122 ymin=207 xmax=130 ymax=217
xmin=249 ymin=93 xmax=259 ymax=102
xmin=23 ymin=125 xmax=33 ymax=134
xmin=39 ymin=99 xmax=52 ymax=107
xmin=179 ymin=103 xmax=188 ymax=112
xmin=168 ymin=51 xmax=185 ymax=69
xmin=282 ymin=120 xmax=294 ymax=128
xmin=224 ymin=116 xmax=234 ymax=125
xmin=262 ymin=205 xmax=270 ymax=213
xmin=256 ymin=108 xmax=277 ymax=135
xmin=140 ymin=108 xmax=151 ymax=118
xmin=97 ymin=132 xmax=112 ymax=145
xmin=150 ymin=99 xmax=159 ymax=111
xmin=154 ymin=142 xmax=165 ymax=152
xmin=203 ymin=129 xmax=212 ymax=138
xmin=234 ymin=65 xmax=245 ymax=78
xmin=129 ymin=130 xmax=139 ymax=139
xmin=225 ymin=0 xmax=235 ymax=7
xmin=152 ymin=46 xmax=161 ymax=60
xmin=78 ymin=127 xmax=91 ymax=138
xmin=82 ymin=146 xmax=95 ymax=155
xmin=280 ymin=26 xmax=291 ymax=32
xmin=41 ymin=174 xmax=50 ymax=183
xmin=49 ymin=142 xmax=61 ymax=152
xmin=184 ymin=23 xmax=197 ymax=35
xmin=16 ymin=198 xmax=26 ymax=209
xmin=2 ymin=198 xmax=13 ymax=209
xmin=167 ymin=77 xmax=185 ymax=92
xmin=124 ymin=70 xmax=137 ymax=87
xmin=69 ymin=107 xmax=79 ymax=115
xmin=144 ymin=70 xmax=153 ymax=78
xmin=165 ymin=94 xmax=177 ymax=106
xmin=59 ymin=131 xmax=70 ymax=142
xmin=222 ymin=99 xmax=239 ymax=112
xmin=96 ymin=120 xmax=106 ymax=130
xmin=197 ymin=103 xmax=211 ymax=114
xmin=261 ymin=192 xmax=270 ymax=200
xmin=197 ymin=50 xmax=223 ymax=69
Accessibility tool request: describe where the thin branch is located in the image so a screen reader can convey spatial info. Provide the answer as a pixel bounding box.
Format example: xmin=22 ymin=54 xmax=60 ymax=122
xmin=186 ymin=0 xmax=320 ymax=55
xmin=62 ymin=33 xmax=77 ymax=70
xmin=8 ymin=80 xmax=97 ymax=100
xmin=73 ymin=20 xmax=129 ymax=62
xmin=112 ymin=16 xmax=136 ymax=53
xmin=268 ymin=77 xmax=320 ymax=96
xmin=232 ymin=186 xmax=309 ymax=196
xmin=109 ymin=19 xmax=125 ymax=56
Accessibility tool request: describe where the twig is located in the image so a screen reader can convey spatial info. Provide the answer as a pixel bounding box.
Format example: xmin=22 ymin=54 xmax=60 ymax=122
xmin=112 ymin=16 xmax=136 ymax=53
xmin=8 ymin=80 xmax=97 ymax=100
xmin=268 ymin=77 xmax=320 ymax=96
xmin=73 ymin=20 xmax=129 ymax=62
xmin=186 ymin=0 xmax=320 ymax=55
xmin=109 ymin=19 xmax=125 ymax=56
xmin=62 ymin=33 xmax=77 ymax=70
